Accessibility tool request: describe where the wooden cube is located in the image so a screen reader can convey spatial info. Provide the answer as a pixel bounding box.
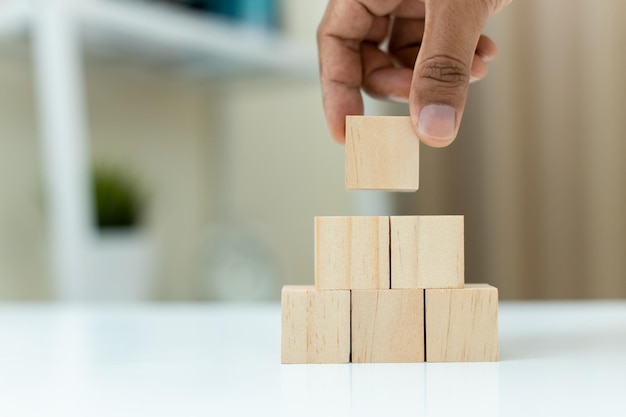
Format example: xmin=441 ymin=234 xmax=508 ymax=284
xmin=352 ymin=289 xmax=425 ymax=363
xmin=425 ymin=284 xmax=499 ymax=362
xmin=390 ymin=215 xmax=464 ymax=289
xmin=315 ymin=216 xmax=390 ymax=290
xmin=345 ymin=116 xmax=419 ymax=191
xmin=281 ymin=286 xmax=351 ymax=364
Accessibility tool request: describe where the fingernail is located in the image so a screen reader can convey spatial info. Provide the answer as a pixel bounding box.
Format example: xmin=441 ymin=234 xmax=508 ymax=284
xmin=418 ymin=104 xmax=456 ymax=140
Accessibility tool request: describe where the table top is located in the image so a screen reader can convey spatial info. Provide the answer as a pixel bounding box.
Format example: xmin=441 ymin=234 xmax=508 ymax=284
xmin=0 ymin=301 xmax=625 ymax=417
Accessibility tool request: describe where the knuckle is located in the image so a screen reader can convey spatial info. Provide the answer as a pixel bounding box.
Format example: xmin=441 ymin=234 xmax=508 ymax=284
xmin=481 ymin=0 xmax=497 ymax=13
xmin=479 ymin=0 xmax=509 ymax=15
xmin=418 ymin=54 xmax=470 ymax=88
xmin=469 ymin=0 xmax=496 ymax=15
xmin=491 ymin=0 xmax=511 ymax=13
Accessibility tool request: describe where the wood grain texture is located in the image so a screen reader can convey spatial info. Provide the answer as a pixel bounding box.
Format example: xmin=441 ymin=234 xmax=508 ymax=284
xmin=281 ymin=286 xmax=350 ymax=364
xmin=352 ymin=289 xmax=425 ymax=363
xmin=345 ymin=116 xmax=419 ymax=191
xmin=315 ymin=216 xmax=390 ymax=290
xmin=391 ymin=215 xmax=464 ymax=289
xmin=425 ymin=284 xmax=499 ymax=362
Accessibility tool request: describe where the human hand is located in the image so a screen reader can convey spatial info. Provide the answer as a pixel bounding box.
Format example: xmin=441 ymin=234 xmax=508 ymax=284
xmin=317 ymin=0 xmax=512 ymax=147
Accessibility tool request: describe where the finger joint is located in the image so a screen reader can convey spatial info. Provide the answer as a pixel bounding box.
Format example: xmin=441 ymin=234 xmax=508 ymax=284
xmin=418 ymin=55 xmax=469 ymax=88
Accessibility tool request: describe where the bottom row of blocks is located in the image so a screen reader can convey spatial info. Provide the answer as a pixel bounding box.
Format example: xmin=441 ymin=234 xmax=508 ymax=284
xmin=281 ymin=284 xmax=498 ymax=363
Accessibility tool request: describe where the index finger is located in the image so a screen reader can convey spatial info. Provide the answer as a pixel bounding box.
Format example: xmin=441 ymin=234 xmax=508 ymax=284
xmin=317 ymin=0 xmax=403 ymax=143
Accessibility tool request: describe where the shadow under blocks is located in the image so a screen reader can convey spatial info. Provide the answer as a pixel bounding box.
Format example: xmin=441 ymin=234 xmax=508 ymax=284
xmin=281 ymin=116 xmax=498 ymax=364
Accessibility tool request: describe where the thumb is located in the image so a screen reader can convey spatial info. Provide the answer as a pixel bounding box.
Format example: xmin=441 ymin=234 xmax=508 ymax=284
xmin=410 ymin=0 xmax=491 ymax=147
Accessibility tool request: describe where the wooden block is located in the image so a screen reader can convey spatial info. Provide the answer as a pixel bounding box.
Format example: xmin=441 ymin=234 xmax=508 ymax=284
xmin=390 ymin=215 xmax=464 ymax=289
xmin=345 ymin=116 xmax=419 ymax=191
xmin=352 ymin=289 xmax=425 ymax=363
xmin=425 ymin=284 xmax=499 ymax=362
xmin=315 ymin=216 xmax=390 ymax=290
xmin=281 ymin=286 xmax=350 ymax=364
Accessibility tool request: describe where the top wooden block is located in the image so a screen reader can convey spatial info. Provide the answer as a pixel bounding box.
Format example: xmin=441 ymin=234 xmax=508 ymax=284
xmin=345 ymin=116 xmax=419 ymax=192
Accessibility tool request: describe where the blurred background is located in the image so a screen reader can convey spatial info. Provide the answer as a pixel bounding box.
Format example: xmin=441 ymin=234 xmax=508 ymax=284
xmin=0 ymin=0 xmax=624 ymax=302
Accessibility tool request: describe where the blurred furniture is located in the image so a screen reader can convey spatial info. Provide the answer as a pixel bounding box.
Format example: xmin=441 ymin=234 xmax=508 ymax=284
xmin=0 ymin=301 xmax=624 ymax=416
xmin=0 ymin=0 xmax=315 ymax=299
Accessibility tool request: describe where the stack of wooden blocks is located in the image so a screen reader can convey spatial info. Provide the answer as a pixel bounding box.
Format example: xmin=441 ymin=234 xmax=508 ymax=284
xmin=281 ymin=116 xmax=498 ymax=364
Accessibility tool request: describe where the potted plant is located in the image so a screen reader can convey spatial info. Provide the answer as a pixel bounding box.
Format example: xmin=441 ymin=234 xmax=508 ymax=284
xmin=84 ymin=165 xmax=155 ymax=301
xmin=94 ymin=166 xmax=144 ymax=231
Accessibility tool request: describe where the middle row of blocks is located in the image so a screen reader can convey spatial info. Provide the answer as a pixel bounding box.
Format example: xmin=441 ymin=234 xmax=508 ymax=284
xmin=315 ymin=215 xmax=464 ymax=290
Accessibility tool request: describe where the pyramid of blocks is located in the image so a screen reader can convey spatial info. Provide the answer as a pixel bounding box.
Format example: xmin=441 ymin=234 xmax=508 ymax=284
xmin=281 ymin=116 xmax=498 ymax=363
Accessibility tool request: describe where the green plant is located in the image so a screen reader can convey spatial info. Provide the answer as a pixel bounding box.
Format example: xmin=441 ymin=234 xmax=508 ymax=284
xmin=92 ymin=166 xmax=145 ymax=229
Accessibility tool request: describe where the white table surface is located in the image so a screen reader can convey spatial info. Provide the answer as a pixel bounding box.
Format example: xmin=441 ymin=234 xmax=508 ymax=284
xmin=0 ymin=301 xmax=625 ymax=417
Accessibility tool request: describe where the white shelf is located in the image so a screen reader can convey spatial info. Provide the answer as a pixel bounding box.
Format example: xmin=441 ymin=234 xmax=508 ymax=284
xmin=0 ymin=0 xmax=30 ymax=37
xmin=0 ymin=0 xmax=318 ymax=300
xmin=0 ymin=0 xmax=317 ymax=77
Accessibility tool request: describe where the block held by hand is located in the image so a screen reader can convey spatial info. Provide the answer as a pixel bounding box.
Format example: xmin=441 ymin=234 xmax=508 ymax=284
xmin=345 ymin=116 xmax=419 ymax=191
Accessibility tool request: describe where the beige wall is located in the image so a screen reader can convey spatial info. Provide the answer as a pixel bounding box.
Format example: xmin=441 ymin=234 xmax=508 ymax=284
xmin=280 ymin=0 xmax=326 ymax=41
xmin=0 ymin=52 xmax=48 ymax=299
xmin=213 ymin=77 xmax=349 ymax=298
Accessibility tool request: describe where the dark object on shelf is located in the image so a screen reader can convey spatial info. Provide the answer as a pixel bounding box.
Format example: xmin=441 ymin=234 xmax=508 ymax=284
xmin=158 ymin=0 xmax=207 ymax=11
xmin=154 ymin=0 xmax=280 ymax=29
xmin=93 ymin=166 xmax=145 ymax=229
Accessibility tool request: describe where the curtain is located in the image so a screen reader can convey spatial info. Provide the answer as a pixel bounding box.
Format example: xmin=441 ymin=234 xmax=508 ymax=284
xmin=407 ymin=0 xmax=626 ymax=299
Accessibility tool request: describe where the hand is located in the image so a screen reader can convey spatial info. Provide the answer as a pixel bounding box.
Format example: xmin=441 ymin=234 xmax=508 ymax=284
xmin=317 ymin=0 xmax=511 ymax=147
